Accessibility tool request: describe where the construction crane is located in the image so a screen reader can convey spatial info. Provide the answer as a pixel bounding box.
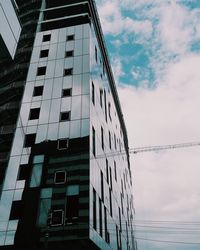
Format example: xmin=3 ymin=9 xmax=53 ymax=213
xmin=131 ymin=141 xmax=200 ymax=154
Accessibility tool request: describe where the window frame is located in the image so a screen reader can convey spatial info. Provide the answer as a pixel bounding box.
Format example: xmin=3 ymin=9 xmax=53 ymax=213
xmin=54 ymin=171 xmax=67 ymax=184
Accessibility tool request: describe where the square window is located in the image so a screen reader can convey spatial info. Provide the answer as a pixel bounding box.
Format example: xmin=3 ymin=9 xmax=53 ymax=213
xmin=43 ymin=34 xmax=51 ymax=42
xmin=33 ymin=86 xmax=43 ymax=96
xmin=65 ymin=50 xmax=74 ymax=57
xmin=40 ymin=49 xmax=49 ymax=58
xmin=60 ymin=111 xmax=70 ymax=121
xmin=66 ymin=35 xmax=74 ymax=41
xmin=57 ymin=138 xmax=69 ymax=150
xmin=37 ymin=66 xmax=46 ymax=76
xmin=24 ymin=134 xmax=36 ymax=147
xmin=51 ymin=210 xmax=64 ymax=226
xmin=64 ymin=68 xmax=73 ymax=76
xmin=29 ymin=108 xmax=40 ymax=120
xmin=62 ymin=88 xmax=72 ymax=97
xmin=54 ymin=171 xmax=66 ymax=184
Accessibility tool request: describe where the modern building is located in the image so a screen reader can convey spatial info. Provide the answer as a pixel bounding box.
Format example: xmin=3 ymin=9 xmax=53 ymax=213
xmin=0 ymin=1 xmax=136 ymax=250
xmin=0 ymin=0 xmax=21 ymax=59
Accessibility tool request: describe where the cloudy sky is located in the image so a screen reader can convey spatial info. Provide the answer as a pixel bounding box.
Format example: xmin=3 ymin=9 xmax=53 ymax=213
xmin=96 ymin=0 xmax=200 ymax=249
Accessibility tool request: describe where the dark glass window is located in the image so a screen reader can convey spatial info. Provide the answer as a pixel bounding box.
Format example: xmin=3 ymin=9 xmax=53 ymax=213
xmin=93 ymin=188 xmax=97 ymax=230
xmin=108 ymin=102 xmax=112 ymax=121
xmin=66 ymin=196 xmax=79 ymax=222
xmin=109 ymin=188 xmax=112 ymax=217
xmin=54 ymin=171 xmax=66 ymax=184
xmin=43 ymin=34 xmax=51 ymax=42
xmin=33 ymin=86 xmax=43 ymax=96
xmin=100 ymin=89 xmax=103 ymax=107
xmin=64 ymin=68 xmax=73 ymax=76
xmin=37 ymin=66 xmax=46 ymax=76
xmin=109 ymin=131 xmax=111 ymax=149
xmin=57 ymin=138 xmax=69 ymax=150
xmin=114 ymin=161 xmax=117 ymax=181
xmin=92 ymin=126 xmax=96 ymax=156
xmin=104 ymin=89 xmax=107 ymax=122
xmin=51 ymin=210 xmax=64 ymax=226
xmin=60 ymin=111 xmax=70 ymax=121
xmin=95 ymin=46 xmax=97 ymax=62
xmin=99 ymin=198 xmax=103 ymax=237
xmin=106 ymin=159 xmax=109 ymax=184
xmin=66 ymin=34 xmax=74 ymax=41
xmin=92 ymin=82 xmax=95 ymax=105
xmin=66 ymin=185 xmax=79 ymax=223
xmin=29 ymin=108 xmax=40 ymax=120
xmin=40 ymin=49 xmax=49 ymax=58
xmin=109 ymin=167 xmax=112 ymax=190
xmin=18 ymin=164 xmax=29 ymax=180
xmin=10 ymin=201 xmax=23 ymax=220
xmin=62 ymin=88 xmax=72 ymax=97
xmin=100 ymin=171 xmax=104 ymax=202
xmin=101 ymin=126 xmax=104 ymax=150
xmin=65 ymin=50 xmax=73 ymax=57
xmin=104 ymin=206 xmax=108 ymax=242
xmin=24 ymin=133 xmax=36 ymax=147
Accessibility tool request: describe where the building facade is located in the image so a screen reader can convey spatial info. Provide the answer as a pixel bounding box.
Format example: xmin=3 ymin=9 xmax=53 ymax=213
xmin=0 ymin=0 xmax=21 ymax=59
xmin=0 ymin=1 xmax=136 ymax=250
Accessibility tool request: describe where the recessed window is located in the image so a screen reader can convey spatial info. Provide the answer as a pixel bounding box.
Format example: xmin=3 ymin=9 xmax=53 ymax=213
xmin=54 ymin=171 xmax=66 ymax=184
xmin=29 ymin=108 xmax=40 ymax=120
xmin=40 ymin=49 xmax=49 ymax=58
xmin=51 ymin=210 xmax=64 ymax=226
xmin=24 ymin=133 xmax=36 ymax=147
xmin=65 ymin=50 xmax=74 ymax=57
xmin=95 ymin=46 xmax=98 ymax=62
xmin=33 ymin=86 xmax=43 ymax=96
xmin=100 ymin=89 xmax=103 ymax=108
xmin=60 ymin=111 xmax=70 ymax=121
xmin=92 ymin=82 xmax=95 ymax=105
xmin=92 ymin=126 xmax=96 ymax=156
xmin=64 ymin=68 xmax=73 ymax=76
xmin=57 ymin=138 xmax=69 ymax=150
xmin=10 ymin=201 xmax=23 ymax=220
xmin=43 ymin=34 xmax=51 ymax=42
xmin=18 ymin=164 xmax=29 ymax=180
xmin=101 ymin=126 xmax=104 ymax=150
xmin=93 ymin=188 xmax=97 ymax=230
xmin=37 ymin=66 xmax=46 ymax=76
xmin=62 ymin=88 xmax=72 ymax=97
xmin=66 ymin=34 xmax=74 ymax=41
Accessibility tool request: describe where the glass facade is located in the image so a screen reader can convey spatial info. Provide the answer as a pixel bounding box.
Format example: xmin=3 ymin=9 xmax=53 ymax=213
xmin=0 ymin=0 xmax=21 ymax=59
xmin=0 ymin=1 xmax=136 ymax=249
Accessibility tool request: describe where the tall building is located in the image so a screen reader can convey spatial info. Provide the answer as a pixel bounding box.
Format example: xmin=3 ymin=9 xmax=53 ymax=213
xmin=0 ymin=1 xmax=136 ymax=250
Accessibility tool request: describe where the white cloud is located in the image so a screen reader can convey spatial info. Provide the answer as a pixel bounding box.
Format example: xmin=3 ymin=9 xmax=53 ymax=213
xmin=97 ymin=0 xmax=153 ymax=39
xmin=118 ymin=54 xmax=200 ymax=247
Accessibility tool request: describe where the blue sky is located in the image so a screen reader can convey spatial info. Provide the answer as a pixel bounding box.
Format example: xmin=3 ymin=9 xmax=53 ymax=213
xmin=96 ymin=1 xmax=200 ymax=249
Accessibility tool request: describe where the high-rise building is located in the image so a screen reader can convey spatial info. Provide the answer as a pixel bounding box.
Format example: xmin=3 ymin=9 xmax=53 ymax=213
xmin=0 ymin=1 xmax=136 ymax=250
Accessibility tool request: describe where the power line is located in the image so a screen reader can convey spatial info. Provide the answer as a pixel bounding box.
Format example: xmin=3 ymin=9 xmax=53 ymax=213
xmin=135 ymin=237 xmax=200 ymax=245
